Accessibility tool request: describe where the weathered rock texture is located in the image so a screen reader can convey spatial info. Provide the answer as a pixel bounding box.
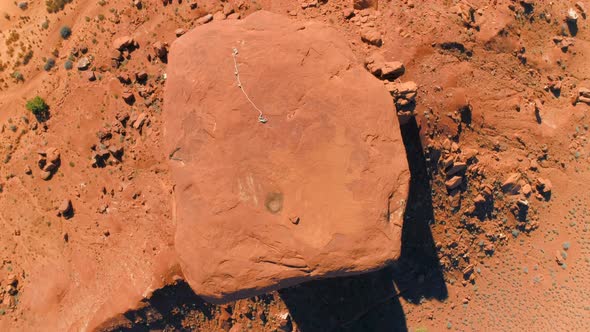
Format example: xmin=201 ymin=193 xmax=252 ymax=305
xmin=163 ymin=11 xmax=410 ymax=303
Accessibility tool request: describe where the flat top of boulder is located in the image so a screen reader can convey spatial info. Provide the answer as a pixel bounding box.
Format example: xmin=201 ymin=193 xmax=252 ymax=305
xmin=163 ymin=11 xmax=409 ymax=303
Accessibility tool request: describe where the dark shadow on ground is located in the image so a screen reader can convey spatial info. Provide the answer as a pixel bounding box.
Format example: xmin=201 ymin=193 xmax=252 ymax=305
xmin=280 ymin=117 xmax=447 ymax=331
xmin=390 ymin=117 xmax=448 ymax=303
xmin=99 ymin=117 xmax=447 ymax=332
xmin=279 ymin=270 xmax=406 ymax=332
xmin=98 ymin=280 xmax=215 ymax=332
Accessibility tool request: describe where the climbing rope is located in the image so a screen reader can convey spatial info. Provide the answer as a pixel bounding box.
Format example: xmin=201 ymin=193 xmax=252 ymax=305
xmin=232 ymin=47 xmax=268 ymax=124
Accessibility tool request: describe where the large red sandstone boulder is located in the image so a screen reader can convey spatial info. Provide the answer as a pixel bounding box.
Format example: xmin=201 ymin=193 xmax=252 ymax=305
xmin=163 ymin=11 xmax=409 ymax=303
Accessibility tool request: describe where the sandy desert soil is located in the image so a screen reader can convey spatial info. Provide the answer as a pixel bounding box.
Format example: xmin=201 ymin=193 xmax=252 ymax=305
xmin=0 ymin=0 xmax=589 ymax=331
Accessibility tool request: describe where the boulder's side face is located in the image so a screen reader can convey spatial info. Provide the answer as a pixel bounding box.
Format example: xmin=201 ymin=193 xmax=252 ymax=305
xmin=163 ymin=11 xmax=410 ymax=303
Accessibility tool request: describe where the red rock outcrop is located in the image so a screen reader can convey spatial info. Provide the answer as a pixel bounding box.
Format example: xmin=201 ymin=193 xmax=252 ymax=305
xmin=163 ymin=11 xmax=409 ymax=303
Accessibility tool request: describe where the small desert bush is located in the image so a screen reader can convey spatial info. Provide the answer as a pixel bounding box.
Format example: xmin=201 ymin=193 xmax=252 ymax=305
xmin=46 ymin=0 xmax=73 ymax=13
xmin=26 ymin=96 xmax=48 ymax=119
xmin=44 ymin=58 xmax=55 ymax=71
xmin=59 ymin=26 xmax=71 ymax=39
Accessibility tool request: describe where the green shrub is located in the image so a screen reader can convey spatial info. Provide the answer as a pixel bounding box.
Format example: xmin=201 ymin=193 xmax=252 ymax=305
xmin=64 ymin=60 xmax=73 ymax=70
xmin=26 ymin=96 xmax=49 ymax=119
xmin=46 ymin=0 xmax=73 ymax=13
xmin=12 ymin=71 xmax=24 ymax=82
xmin=59 ymin=26 xmax=71 ymax=39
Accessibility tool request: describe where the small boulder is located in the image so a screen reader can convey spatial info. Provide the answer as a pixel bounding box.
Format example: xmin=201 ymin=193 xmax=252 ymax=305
xmin=354 ymin=0 xmax=378 ymax=10
xmin=58 ymin=199 xmax=73 ymax=219
xmin=575 ymin=87 xmax=590 ymax=105
xmin=343 ymin=8 xmax=355 ymax=19
xmin=213 ymin=11 xmax=226 ymax=21
xmin=113 ymin=36 xmax=135 ymax=51
xmin=135 ymin=71 xmax=148 ymax=82
xmin=40 ymin=170 xmax=52 ymax=181
xmin=223 ymin=3 xmax=234 ymax=16
xmin=152 ymin=41 xmax=169 ymax=62
xmin=133 ymin=113 xmax=147 ymax=129
xmin=197 ymin=14 xmax=213 ymax=25
xmin=227 ymin=13 xmax=241 ymax=20
xmin=447 ymin=162 xmax=467 ymax=176
xmin=387 ymin=81 xmax=418 ymax=107
xmin=110 ymin=50 xmax=123 ymax=61
xmin=365 ymin=56 xmax=405 ymax=80
xmin=122 ymin=91 xmax=135 ymax=104
xmin=86 ymin=71 xmax=96 ymax=81
xmin=361 ymin=28 xmax=382 ymax=46
xmin=77 ymin=57 xmax=90 ymax=71
xmin=536 ymin=177 xmax=552 ymax=196
xmin=501 ymin=173 xmax=521 ymax=194
xmin=445 ymin=176 xmax=463 ymax=190
xmin=566 ymin=8 xmax=579 ymax=22
xmin=117 ymin=73 xmax=131 ymax=84
xmin=380 ymin=61 xmax=405 ymax=80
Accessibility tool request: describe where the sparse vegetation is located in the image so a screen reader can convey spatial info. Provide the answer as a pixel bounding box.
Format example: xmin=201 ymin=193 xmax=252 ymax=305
xmin=26 ymin=96 xmax=48 ymax=114
xmin=46 ymin=0 xmax=73 ymax=13
xmin=12 ymin=71 xmax=24 ymax=82
xmin=59 ymin=26 xmax=72 ymax=39
xmin=64 ymin=60 xmax=73 ymax=70
xmin=44 ymin=58 xmax=55 ymax=71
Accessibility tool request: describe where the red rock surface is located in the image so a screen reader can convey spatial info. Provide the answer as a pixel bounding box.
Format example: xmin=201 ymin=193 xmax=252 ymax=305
xmin=164 ymin=11 xmax=410 ymax=303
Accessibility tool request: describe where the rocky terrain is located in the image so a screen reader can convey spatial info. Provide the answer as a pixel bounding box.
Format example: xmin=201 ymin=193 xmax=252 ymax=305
xmin=0 ymin=0 xmax=589 ymax=331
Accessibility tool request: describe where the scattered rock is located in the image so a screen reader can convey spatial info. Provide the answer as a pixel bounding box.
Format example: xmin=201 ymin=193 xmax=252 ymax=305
xmin=536 ymin=177 xmax=552 ymax=196
xmin=86 ymin=71 xmax=96 ymax=81
xmin=522 ymin=183 xmax=532 ymax=196
xmin=175 ymin=28 xmax=186 ymax=37
xmin=454 ymin=2 xmax=478 ymax=29
xmin=575 ymin=87 xmax=590 ymax=105
xmin=37 ymin=148 xmax=60 ymax=180
xmin=113 ymin=36 xmax=136 ymax=51
xmin=360 ymin=28 xmax=382 ymax=46
xmin=197 ymin=14 xmax=213 ymax=25
xmin=576 ymin=2 xmax=587 ymax=18
xmin=213 ymin=11 xmax=226 ymax=21
xmin=354 ymin=0 xmax=378 ymax=10
xmin=122 ymin=91 xmax=135 ymax=104
xmin=135 ymin=71 xmax=148 ymax=82
xmin=343 ymin=8 xmax=355 ymax=19
xmin=501 ymin=173 xmax=521 ymax=194
xmin=227 ymin=13 xmax=241 ymax=20
xmin=553 ymin=35 xmax=575 ymax=52
xmin=566 ymin=8 xmax=579 ymax=22
xmin=133 ymin=113 xmax=147 ymax=129
xmin=110 ymin=50 xmax=123 ymax=61
xmin=445 ymin=176 xmax=463 ymax=190
xmin=365 ymin=56 xmax=405 ymax=80
xmin=277 ymin=312 xmax=293 ymax=332
xmin=386 ymin=81 xmax=418 ymax=107
xmin=152 ymin=41 xmax=169 ymax=62
xmin=555 ymin=250 xmax=565 ymax=265
xmin=58 ymin=199 xmax=73 ymax=219
xmin=40 ymin=170 xmax=51 ymax=180
xmin=77 ymin=57 xmax=90 ymax=71
xmin=223 ymin=3 xmax=234 ymax=16
xmin=117 ymin=73 xmax=131 ymax=84
xmin=447 ymin=162 xmax=467 ymax=177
